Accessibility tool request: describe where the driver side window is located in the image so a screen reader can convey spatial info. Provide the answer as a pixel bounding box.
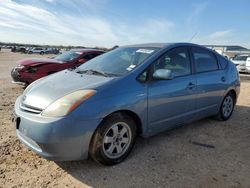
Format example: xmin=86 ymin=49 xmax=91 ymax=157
xmin=153 ymin=47 xmax=191 ymax=78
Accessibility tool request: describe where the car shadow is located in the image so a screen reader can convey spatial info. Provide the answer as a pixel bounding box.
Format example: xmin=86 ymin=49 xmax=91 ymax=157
xmin=240 ymin=73 xmax=250 ymax=81
xmin=56 ymin=105 xmax=250 ymax=187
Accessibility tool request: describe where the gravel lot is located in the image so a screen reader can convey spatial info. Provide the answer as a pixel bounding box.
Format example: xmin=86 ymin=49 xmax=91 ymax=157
xmin=0 ymin=49 xmax=250 ymax=188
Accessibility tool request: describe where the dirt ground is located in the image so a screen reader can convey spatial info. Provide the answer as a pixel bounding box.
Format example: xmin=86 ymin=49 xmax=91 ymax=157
xmin=0 ymin=49 xmax=250 ymax=188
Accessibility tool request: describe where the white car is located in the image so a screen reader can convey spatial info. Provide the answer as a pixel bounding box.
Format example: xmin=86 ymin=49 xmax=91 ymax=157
xmin=28 ymin=47 xmax=49 ymax=55
xmin=232 ymin=55 xmax=250 ymax=73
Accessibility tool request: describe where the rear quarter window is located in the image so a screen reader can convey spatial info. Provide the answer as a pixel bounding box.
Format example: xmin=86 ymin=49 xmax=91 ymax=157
xmin=192 ymin=47 xmax=219 ymax=73
xmin=217 ymin=55 xmax=229 ymax=69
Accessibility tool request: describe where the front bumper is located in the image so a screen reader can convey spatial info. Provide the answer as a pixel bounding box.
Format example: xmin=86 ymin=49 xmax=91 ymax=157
xmin=11 ymin=68 xmax=25 ymax=84
xmin=14 ymin=96 xmax=102 ymax=161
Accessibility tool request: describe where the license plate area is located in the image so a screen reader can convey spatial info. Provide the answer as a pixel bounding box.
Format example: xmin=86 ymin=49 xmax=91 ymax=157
xmin=15 ymin=117 xmax=21 ymax=129
xmin=11 ymin=111 xmax=21 ymax=129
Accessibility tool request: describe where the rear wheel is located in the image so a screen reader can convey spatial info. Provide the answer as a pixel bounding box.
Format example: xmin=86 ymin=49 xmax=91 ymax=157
xmin=40 ymin=51 xmax=44 ymax=55
xmin=90 ymin=113 xmax=137 ymax=165
xmin=216 ymin=92 xmax=235 ymax=121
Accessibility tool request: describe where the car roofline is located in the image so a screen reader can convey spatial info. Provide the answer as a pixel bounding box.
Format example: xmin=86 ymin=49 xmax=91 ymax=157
xmin=120 ymin=42 xmax=211 ymax=49
xmin=70 ymin=48 xmax=105 ymax=53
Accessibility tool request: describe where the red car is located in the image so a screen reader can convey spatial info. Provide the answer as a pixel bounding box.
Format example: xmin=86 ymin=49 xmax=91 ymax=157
xmin=11 ymin=49 xmax=104 ymax=85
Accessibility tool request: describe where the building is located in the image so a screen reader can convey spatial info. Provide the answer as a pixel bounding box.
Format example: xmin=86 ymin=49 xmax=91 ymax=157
xmin=205 ymin=45 xmax=250 ymax=58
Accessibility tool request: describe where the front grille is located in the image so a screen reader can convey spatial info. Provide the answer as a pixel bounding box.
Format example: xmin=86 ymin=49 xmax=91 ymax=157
xmin=11 ymin=69 xmax=21 ymax=82
xmin=20 ymin=103 xmax=43 ymax=114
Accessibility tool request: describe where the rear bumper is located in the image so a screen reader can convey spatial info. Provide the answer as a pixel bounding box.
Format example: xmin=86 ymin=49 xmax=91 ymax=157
xmin=14 ymin=96 xmax=102 ymax=161
xmin=237 ymin=65 xmax=250 ymax=73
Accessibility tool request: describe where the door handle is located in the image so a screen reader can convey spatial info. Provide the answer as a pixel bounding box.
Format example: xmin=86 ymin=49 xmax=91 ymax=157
xmin=221 ymin=76 xmax=226 ymax=82
xmin=187 ymin=82 xmax=195 ymax=89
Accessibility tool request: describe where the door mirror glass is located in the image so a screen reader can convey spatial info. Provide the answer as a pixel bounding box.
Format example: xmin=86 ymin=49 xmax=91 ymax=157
xmin=153 ymin=69 xmax=173 ymax=80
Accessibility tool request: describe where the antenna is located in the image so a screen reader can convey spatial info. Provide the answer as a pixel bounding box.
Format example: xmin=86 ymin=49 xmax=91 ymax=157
xmin=188 ymin=32 xmax=198 ymax=42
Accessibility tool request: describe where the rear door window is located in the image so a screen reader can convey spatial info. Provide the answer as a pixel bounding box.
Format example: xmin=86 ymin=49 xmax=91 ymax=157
xmin=192 ymin=47 xmax=219 ymax=73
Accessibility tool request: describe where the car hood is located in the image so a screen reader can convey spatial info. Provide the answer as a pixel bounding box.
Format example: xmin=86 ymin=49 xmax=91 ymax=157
xmin=17 ymin=58 xmax=63 ymax=66
xmin=22 ymin=70 xmax=114 ymax=110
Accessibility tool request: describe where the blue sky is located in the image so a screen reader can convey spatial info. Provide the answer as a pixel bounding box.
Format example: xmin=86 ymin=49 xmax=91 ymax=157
xmin=0 ymin=0 xmax=249 ymax=48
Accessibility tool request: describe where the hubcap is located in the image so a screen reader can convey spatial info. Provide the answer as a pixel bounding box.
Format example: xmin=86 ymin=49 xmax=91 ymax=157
xmin=103 ymin=122 xmax=132 ymax=159
xmin=222 ymin=95 xmax=233 ymax=118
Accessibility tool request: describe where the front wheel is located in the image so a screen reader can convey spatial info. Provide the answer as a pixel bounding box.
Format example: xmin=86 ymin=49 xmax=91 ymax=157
xmin=216 ymin=92 xmax=236 ymax=121
xmin=90 ymin=113 xmax=137 ymax=165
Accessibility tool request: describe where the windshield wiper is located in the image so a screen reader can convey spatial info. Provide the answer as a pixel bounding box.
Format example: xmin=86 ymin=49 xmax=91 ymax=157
xmin=76 ymin=69 xmax=109 ymax=77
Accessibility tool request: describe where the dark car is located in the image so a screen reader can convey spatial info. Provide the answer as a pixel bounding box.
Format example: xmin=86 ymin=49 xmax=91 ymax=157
xmin=11 ymin=49 xmax=104 ymax=85
xmin=11 ymin=46 xmax=27 ymax=53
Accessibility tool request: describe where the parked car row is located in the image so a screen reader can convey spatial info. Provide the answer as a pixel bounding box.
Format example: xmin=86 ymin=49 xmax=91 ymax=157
xmin=12 ymin=43 xmax=240 ymax=165
xmin=11 ymin=46 xmax=60 ymax=54
xmin=27 ymin=47 xmax=60 ymax=55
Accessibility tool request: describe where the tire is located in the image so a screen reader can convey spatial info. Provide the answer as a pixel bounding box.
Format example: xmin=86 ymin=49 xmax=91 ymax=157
xmin=40 ymin=51 xmax=44 ymax=55
xmin=90 ymin=113 xmax=137 ymax=165
xmin=216 ymin=92 xmax=236 ymax=121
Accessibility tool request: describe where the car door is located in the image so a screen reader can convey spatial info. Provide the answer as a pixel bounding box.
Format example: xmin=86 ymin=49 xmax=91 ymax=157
xmin=191 ymin=46 xmax=228 ymax=117
xmin=147 ymin=46 xmax=197 ymax=133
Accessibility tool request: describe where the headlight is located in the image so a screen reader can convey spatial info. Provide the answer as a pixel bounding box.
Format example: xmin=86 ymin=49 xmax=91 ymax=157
xmin=26 ymin=67 xmax=38 ymax=73
xmin=15 ymin=64 xmax=25 ymax=70
xmin=42 ymin=90 xmax=96 ymax=117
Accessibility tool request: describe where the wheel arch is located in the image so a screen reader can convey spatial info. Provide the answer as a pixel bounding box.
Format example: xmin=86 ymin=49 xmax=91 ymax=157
xmin=88 ymin=109 xmax=143 ymax=162
xmin=225 ymin=89 xmax=237 ymax=105
xmin=228 ymin=89 xmax=236 ymax=100
xmin=111 ymin=110 xmax=143 ymax=135
xmin=88 ymin=109 xmax=143 ymax=155
xmin=99 ymin=110 xmax=143 ymax=136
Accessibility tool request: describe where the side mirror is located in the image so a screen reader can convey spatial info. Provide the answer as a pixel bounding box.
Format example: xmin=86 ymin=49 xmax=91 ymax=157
xmin=78 ymin=58 xmax=87 ymax=63
xmin=153 ymin=69 xmax=173 ymax=80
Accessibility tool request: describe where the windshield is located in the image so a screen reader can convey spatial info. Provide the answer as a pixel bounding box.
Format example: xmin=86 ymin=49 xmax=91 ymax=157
xmin=54 ymin=51 xmax=82 ymax=61
xmin=77 ymin=47 xmax=159 ymax=76
xmin=233 ymin=55 xmax=248 ymax=61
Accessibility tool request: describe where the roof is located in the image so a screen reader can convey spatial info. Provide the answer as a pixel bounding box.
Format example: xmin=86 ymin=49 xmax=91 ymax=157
xmin=122 ymin=43 xmax=172 ymax=48
xmin=70 ymin=48 xmax=105 ymax=52
xmin=122 ymin=43 xmax=223 ymax=52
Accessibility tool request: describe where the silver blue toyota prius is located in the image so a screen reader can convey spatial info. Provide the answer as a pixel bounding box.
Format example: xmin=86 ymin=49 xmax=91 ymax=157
xmin=14 ymin=43 xmax=240 ymax=165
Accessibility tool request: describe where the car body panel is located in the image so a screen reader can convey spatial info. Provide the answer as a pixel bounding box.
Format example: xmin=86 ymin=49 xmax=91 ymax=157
xmin=14 ymin=43 xmax=240 ymax=161
xmin=194 ymin=70 xmax=228 ymax=117
xmin=147 ymin=75 xmax=197 ymax=133
xmin=15 ymin=96 xmax=102 ymax=160
xmin=22 ymin=70 xmax=114 ymax=110
xmin=17 ymin=58 xmax=63 ymax=66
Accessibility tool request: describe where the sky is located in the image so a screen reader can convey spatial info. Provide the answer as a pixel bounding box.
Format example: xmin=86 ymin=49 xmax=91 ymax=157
xmin=0 ymin=0 xmax=249 ymax=48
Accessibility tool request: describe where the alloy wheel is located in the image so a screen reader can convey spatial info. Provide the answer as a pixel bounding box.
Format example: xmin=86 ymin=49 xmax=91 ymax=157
xmin=222 ymin=95 xmax=234 ymax=118
xmin=102 ymin=122 xmax=132 ymax=159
